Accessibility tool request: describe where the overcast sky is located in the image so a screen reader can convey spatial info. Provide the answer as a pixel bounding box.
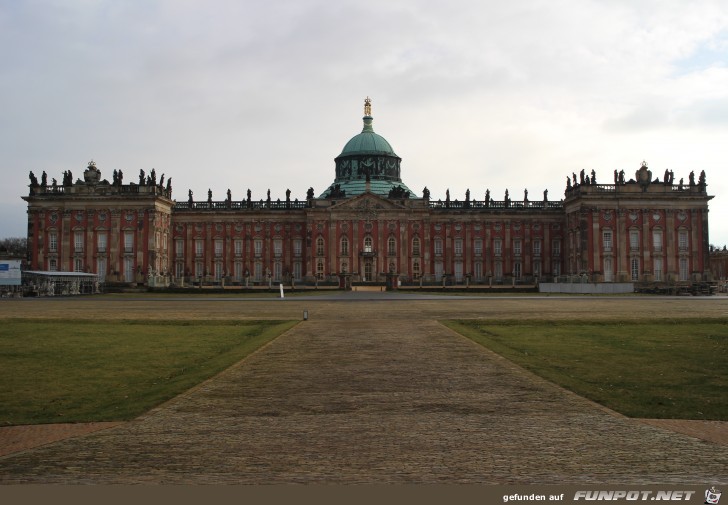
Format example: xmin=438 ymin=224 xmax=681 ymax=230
xmin=2 ymin=0 xmax=727 ymax=246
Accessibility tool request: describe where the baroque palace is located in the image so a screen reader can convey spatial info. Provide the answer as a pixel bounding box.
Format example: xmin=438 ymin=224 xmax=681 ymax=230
xmin=22 ymin=99 xmax=714 ymax=289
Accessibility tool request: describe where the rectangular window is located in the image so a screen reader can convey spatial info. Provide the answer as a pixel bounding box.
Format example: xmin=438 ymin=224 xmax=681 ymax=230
xmin=214 ymin=262 xmax=223 ymax=280
xmin=274 ymin=239 xmax=283 ymax=257
xmin=124 ymin=231 xmax=134 ymax=253
xmin=513 ymin=239 xmax=522 ymax=256
xmin=474 ymin=239 xmax=482 ymax=256
xmin=412 ymin=238 xmax=421 ymax=256
xmin=412 ymin=259 xmax=421 ymax=279
xmin=74 ymin=231 xmax=84 ymax=253
xmin=316 ymin=260 xmax=324 ymax=280
xmin=494 ymin=239 xmax=502 ymax=256
xmin=214 ymin=239 xmax=223 ymax=257
xmin=74 ymin=258 xmax=83 ymax=272
xmin=434 ymin=238 xmax=443 ymax=256
xmin=97 ymin=233 xmax=107 ymax=253
xmin=678 ymin=231 xmax=688 ymax=252
xmin=454 ymin=262 xmax=463 ymax=282
xmin=274 ymin=262 xmax=282 ymax=280
xmin=234 ymin=262 xmax=242 ymax=280
xmin=552 ymin=240 xmax=561 ymax=256
xmin=254 ymin=239 xmax=263 ymax=257
xmin=533 ymin=260 xmax=541 ymax=277
xmin=125 ymin=257 xmax=135 ymax=282
xmin=653 ymin=230 xmax=662 ymax=252
xmin=603 ymin=230 xmax=612 ymax=252
xmin=234 ymin=240 xmax=243 ymax=256
xmin=552 ymin=260 xmax=560 ymax=277
xmin=195 ymin=261 xmax=203 ymax=278
xmin=474 ymin=262 xmax=482 ymax=279
xmin=176 ymin=262 xmax=184 ymax=279
xmin=293 ymin=239 xmax=302 ymax=257
xmin=604 ymin=257 xmax=613 ymax=282
xmin=49 ymin=232 xmax=58 ymax=252
xmin=434 ymin=261 xmax=444 ymax=279
xmin=630 ymin=230 xmax=639 ymax=251
xmin=175 ymin=239 xmax=184 ymax=257
xmin=97 ymin=257 xmax=106 ymax=281
xmin=495 ymin=261 xmax=503 ymax=280
xmin=316 ymin=238 xmax=324 ymax=257
xmin=195 ymin=239 xmax=204 ymax=257
xmin=49 ymin=258 xmax=57 ymax=271
xmin=514 ymin=261 xmax=522 ymax=279
xmin=254 ymin=262 xmax=263 ymax=281
xmin=533 ymin=240 xmax=541 ymax=256
xmin=454 ymin=239 xmax=463 ymax=256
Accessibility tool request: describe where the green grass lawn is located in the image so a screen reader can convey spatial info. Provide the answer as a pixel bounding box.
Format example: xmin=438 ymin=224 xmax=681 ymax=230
xmin=444 ymin=319 xmax=728 ymax=420
xmin=0 ymin=319 xmax=297 ymax=426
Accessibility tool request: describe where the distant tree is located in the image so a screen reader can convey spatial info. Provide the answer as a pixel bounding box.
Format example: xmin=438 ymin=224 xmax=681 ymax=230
xmin=0 ymin=237 xmax=27 ymax=258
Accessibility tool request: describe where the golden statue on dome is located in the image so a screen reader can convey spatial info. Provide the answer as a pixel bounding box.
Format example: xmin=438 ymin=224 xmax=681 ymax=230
xmin=364 ymin=96 xmax=372 ymax=116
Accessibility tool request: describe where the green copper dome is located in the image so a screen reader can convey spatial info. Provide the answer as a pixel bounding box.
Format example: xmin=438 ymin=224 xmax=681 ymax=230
xmin=339 ymin=116 xmax=399 ymax=157
xmin=320 ymin=98 xmax=415 ymax=199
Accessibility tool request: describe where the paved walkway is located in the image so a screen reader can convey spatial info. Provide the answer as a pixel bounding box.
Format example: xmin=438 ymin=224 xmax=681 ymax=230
xmin=0 ymin=313 xmax=726 ymax=484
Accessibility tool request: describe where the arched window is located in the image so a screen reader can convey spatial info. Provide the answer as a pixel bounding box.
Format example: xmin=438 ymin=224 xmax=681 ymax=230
xmin=364 ymin=236 xmax=373 ymax=253
xmin=340 ymin=236 xmax=349 ymax=255
xmin=388 ymin=236 xmax=396 ymax=256
xmin=679 ymin=257 xmax=689 ymax=281
xmin=631 ymin=257 xmax=640 ymax=281
xmin=412 ymin=236 xmax=421 ymax=256
xmin=316 ymin=237 xmax=325 ymax=256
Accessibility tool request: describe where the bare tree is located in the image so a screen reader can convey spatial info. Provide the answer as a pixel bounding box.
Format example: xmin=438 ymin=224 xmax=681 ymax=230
xmin=0 ymin=237 xmax=27 ymax=258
